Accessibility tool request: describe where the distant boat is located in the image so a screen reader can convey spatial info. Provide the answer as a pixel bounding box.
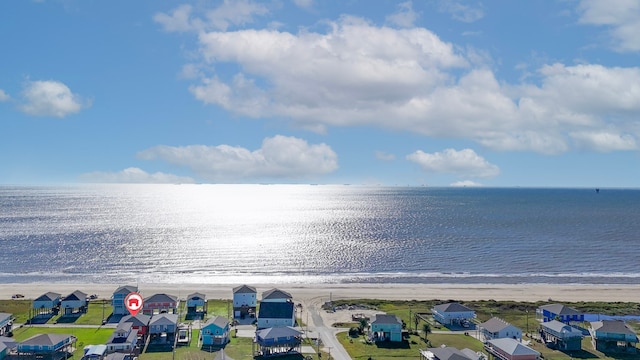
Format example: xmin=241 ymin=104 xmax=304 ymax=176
xmin=595 ymin=188 xmax=600 ymax=193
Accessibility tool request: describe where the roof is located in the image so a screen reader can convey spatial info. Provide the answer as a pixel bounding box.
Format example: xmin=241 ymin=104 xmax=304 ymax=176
xmin=204 ymin=315 xmax=229 ymax=329
xmin=371 ymin=314 xmax=402 ymax=325
xmin=113 ymin=285 xmax=138 ymax=295
xmin=262 ymin=288 xmax=292 ymax=300
xmin=258 ymin=301 xmax=294 ymax=319
xmin=145 ymin=293 xmax=178 ymax=303
xmin=539 ymin=303 xmax=581 ymax=316
xmin=63 ymin=290 xmax=87 ymax=302
xmin=0 ymin=312 xmax=11 ymax=323
xmin=591 ymin=320 xmax=637 ymax=335
xmin=116 ymin=321 xmax=134 ymax=332
xmin=120 ymin=314 xmax=151 ymax=327
xmin=233 ymin=285 xmax=256 ymax=294
xmin=541 ymin=320 xmax=583 ymax=336
xmin=433 ymin=302 xmax=473 ymax=313
xmin=256 ymin=326 xmax=302 ymax=340
xmin=423 ymin=346 xmax=474 ymax=360
xmin=34 ymin=292 xmax=61 ymax=302
xmin=20 ymin=334 xmax=73 ymax=346
xmin=188 ymin=292 xmax=206 ymax=300
xmin=488 ymin=338 xmax=540 ymax=356
xmin=479 ymin=317 xmax=514 ymax=333
xmin=0 ymin=336 xmax=17 ymax=350
xmin=84 ymin=344 xmax=107 ymax=356
xmin=149 ymin=313 xmax=179 ymax=326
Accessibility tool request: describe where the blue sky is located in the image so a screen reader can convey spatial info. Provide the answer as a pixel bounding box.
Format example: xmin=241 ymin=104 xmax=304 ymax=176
xmin=1 ymin=0 xmax=639 ymax=187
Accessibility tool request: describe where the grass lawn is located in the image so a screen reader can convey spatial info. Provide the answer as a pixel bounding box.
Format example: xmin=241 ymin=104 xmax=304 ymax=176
xmin=11 ymin=325 xmax=113 ymax=358
xmin=57 ymin=300 xmax=110 ymax=325
xmin=0 ymin=299 xmax=32 ymax=323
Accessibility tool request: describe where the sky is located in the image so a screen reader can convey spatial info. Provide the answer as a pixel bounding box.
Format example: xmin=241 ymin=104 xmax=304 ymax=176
xmin=1 ymin=0 xmax=639 ymax=187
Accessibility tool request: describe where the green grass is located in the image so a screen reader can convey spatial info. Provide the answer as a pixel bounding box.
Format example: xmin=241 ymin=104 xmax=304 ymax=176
xmin=11 ymin=326 xmax=113 ymax=357
xmin=58 ymin=300 xmax=111 ymax=325
xmin=0 ymin=299 xmax=32 ymax=323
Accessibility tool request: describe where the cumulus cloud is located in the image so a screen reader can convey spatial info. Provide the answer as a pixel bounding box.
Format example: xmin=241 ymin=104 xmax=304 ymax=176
xmin=0 ymin=89 xmax=10 ymax=102
xmin=570 ymin=131 xmax=637 ymax=152
xmin=578 ymin=0 xmax=640 ymax=52
xmin=438 ymin=0 xmax=484 ymax=23
xmin=450 ymin=180 xmax=482 ymax=187
xmin=386 ymin=1 xmax=419 ymax=28
xmin=80 ymin=167 xmax=196 ymax=184
xmin=137 ymin=135 xmax=338 ymax=182
xmin=160 ymin=8 xmax=640 ymax=154
xmin=20 ymin=80 xmax=89 ymax=118
xmin=406 ymin=148 xmax=500 ymax=178
xmin=154 ymin=0 xmax=269 ymax=33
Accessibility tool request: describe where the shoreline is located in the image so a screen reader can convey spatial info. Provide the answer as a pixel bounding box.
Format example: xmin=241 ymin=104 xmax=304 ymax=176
xmin=3 ymin=282 xmax=640 ymax=302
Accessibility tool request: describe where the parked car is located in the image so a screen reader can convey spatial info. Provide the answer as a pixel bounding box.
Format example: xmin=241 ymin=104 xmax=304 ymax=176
xmin=12 ymin=294 xmax=24 ymax=299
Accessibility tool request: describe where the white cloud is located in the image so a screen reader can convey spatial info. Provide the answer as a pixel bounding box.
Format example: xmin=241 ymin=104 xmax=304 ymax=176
xmin=406 ymin=148 xmax=500 ymax=178
xmin=386 ymin=1 xmax=419 ymax=28
xmin=137 ymin=135 xmax=338 ymax=182
xmin=375 ymin=151 xmax=396 ymax=161
xmin=20 ymin=80 xmax=88 ymax=118
xmin=0 ymin=89 xmax=9 ymax=102
xmin=570 ymin=131 xmax=637 ymax=152
xmin=292 ymin=0 xmax=313 ymax=10
xmin=154 ymin=0 xmax=269 ymax=33
xmin=450 ymin=180 xmax=482 ymax=187
xmin=578 ymin=0 xmax=640 ymax=52
xmin=80 ymin=167 xmax=196 ymax=184
xmin=438 ymin=0 xmax=484 ymax=23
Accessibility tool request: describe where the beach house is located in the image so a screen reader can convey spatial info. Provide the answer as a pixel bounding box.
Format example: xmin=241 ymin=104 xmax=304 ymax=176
xmin=370 ymin=314 xmax=403 ymax=342
xmin=186 ymin=293 xmax=207 ymax=315
xmin=261 ymin=288 xmax=293 ymax=303
xmin=0 ymin=314 xmax=11 ymax=337
xmin=143 ymin=293 xmax=178 ymax=315
xmin=589 ymin=319 xmax=639 ymax=353
xmin=112 ymin=285 xmax=138 ymax=316
xmin=253 ymin=326 xmax=302 ymax=358
xmin=419 ymin=346 xmax=482 ymax=360
xmin=0 ymin=336 xmax=17 ymax=360
xmin=120 ymin=314 xmax=151 ymax=337
xmin=257 ymin=302 xmax=295 ymax=329
xmin=432 ymin=302 xmax=475 ymax=327
xmin=32 ymin=292 xmax=61 ymax=316
xmin=61 ymin=290 xmax=88 ymax=315
xmin=484 ymin=338 xmax=540 ymax=360
xmin=149 ymin=313 xmax=178 ymax=339
xmin=17 ymin=334 xmax=77 ymax=358
xmin=478 ymin=317 xmax=522 ymax=342
xmin=233 ymin=285 xmax=257 ymax=319
xmin=106 ymin=322 xmax=138 ymax=353
xmin=536 ymin=304 xmax=583 ymax=323
xmin=201 ymin=316 xmax=230 ymax=347
xmin=539 ymin=320 xmax=583 ymax=351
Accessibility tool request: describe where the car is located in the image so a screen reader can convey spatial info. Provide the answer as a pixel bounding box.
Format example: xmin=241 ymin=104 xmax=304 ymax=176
xmin=89 ymin=294 xmax=98 ymax=300
xmin=11 ymin=294 xmax=24 ymax=299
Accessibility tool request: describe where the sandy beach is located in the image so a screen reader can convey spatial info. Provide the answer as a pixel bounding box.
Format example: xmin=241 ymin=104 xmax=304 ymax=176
xmin=2 ymin=282 xmax=640 ymax=303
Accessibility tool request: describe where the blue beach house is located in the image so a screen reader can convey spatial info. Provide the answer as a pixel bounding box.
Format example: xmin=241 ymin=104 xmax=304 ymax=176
xmin=17 ymin=334 xmax=76 ymax=356
xmin=201 ymin=316 xmax=230 ymax=346
xmin=257 ymin=302 xmax=295 ymax=329
xmin=112 ymin=285 xmax=138 ymax=316
xmin=536 ymin=304 xmax=584 ymax=323
xmin=370 ymin=314 xmax=403 ymax=342
xmin=590 ymin=320 xmax=639 ymax=353
xmin=432 ymin=302 xmax=475 ymax=326
xmin=0 ymin=314 xmax=11 ymax=336
xmin=32 ymin=292 xmax=61 ymax=316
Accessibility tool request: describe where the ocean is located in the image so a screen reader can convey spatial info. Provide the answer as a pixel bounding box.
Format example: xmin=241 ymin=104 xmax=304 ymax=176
xmin=1 ymin=184 xmax=639 ymax=285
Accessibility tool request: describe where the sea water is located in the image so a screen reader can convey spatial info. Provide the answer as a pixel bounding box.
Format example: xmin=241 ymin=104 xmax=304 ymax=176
xmin=0 ymin=184 xmax=639 ymax=285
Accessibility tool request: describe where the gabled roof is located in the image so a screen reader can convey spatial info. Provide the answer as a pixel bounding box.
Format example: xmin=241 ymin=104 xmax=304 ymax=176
xmin=433 ymin=302 xmax=473 ymax=313
xmin=188 ymin=292 xmax=206 ymax=300
xmin=0 ymin=313 xmax=11 ymax=323
xmin=113 ymin=285 xmax=138 ymax=295
xmin=34 ymin=292 xmax=61 ymax=302
xmin=488 ymin=338 xmax=539 ymax=356
xmin=424 ymin=346 xmax=474 ymax=360
xmin=258 ymin=301 xmax=294 ymax=319
xmin=204 ymin=315 xmax=229 ymax=329
xmin=63 ymin=290 xmax=87 ymax=302
xmin=115 ymin=321 xmax=134 ymax=332
xmin=233 ymin=285 xmax=256 ymax=294
xmin=0 ymin=336 xmax=17 ymax=351
xmin=479 ymin=317 xmax=515 ymax=333
xmin=371 ymin=314 xmax=402 ymax=325
xmin=541 ymin=320 xmax=583 ymax=336
xmin=149 ymin=313 xmax=179 ymax=326
xmin=591 ymin=320 xmax=637 ymax=336
xmin=120 ymin=314 xmax=151 ymax=327
xmin=262 ymin=288 xmax=292 ymax=300
xmin=145 ymin=293 xmax=178 ymax=303
xmin=539 ymin=303 xmax=581 ymax=316
xmin=256 ymin=326 xmax=302 ymax=340
xmin=20 ymin=334 xmax=73 ymax=346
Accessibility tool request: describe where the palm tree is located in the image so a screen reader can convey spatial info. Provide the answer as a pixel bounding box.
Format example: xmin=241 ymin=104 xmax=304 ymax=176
xmin=359 ymin=317 xmax=369 ymax=334
xmin=422 ymin=323 xmax=431 ymax=342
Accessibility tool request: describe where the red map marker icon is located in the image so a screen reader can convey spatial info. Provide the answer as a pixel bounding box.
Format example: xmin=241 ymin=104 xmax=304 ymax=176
xmin=124 ymin=292 xmax=143 ymax=316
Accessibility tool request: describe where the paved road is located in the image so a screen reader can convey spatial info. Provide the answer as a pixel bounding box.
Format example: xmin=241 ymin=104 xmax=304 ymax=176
xmin=307 ymin=302 xmax=351 ymax=360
